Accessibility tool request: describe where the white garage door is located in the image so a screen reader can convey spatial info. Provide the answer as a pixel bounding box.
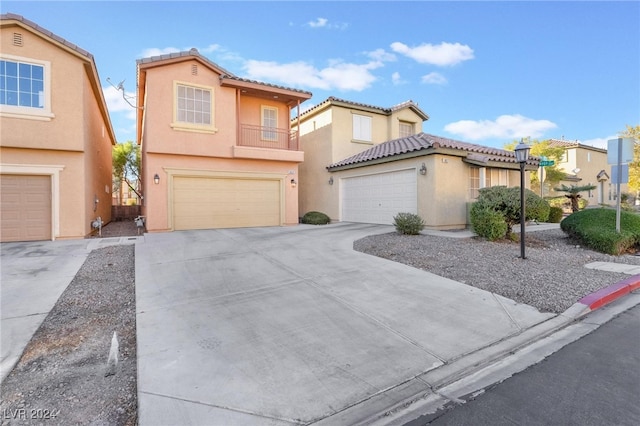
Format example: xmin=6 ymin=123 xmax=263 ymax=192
xmin=173 ymin=176 xmax=281 ymax=230
xmin=342 ymin=169 xmax=417 ymax=225
xmin=1 ymin=174 xmax=52 ymax=242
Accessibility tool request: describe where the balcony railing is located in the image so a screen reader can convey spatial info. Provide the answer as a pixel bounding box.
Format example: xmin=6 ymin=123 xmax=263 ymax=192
xmin=239 ymin=124 xmax=299 ymax=151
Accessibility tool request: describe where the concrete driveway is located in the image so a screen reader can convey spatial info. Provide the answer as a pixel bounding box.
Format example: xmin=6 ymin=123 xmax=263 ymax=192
xmin=136 ymin=223 xmax=555 ymax=425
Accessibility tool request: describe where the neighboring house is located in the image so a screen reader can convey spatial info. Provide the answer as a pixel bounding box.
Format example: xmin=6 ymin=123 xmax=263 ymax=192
xmin=136 ymin=49 xmax=312 ymax=232
xmin=296 ymin=96 xmax=537 ymax=229
xmin=0 ymin=14 xmax=116 ymax=242
xmin=295 ymin=97 xmax=430 ymax=219
xmin=547 ymin=138 xmax=624 ymax=206
xmin=112 ymin=178 xmax=141 ymax=206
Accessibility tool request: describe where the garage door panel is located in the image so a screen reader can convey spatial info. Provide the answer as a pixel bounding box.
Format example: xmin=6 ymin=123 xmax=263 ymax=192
xmin=342 ymin=169 xmax=417 ymax=225
xmin=173 ymin=177 xmax=281 ymax=230
xmin=1 ymin=174 xmax=52 ymax=242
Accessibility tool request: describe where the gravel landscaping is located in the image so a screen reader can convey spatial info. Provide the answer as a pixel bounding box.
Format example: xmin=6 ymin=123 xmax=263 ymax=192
xmin=355 ymin=228 xmax=640 ymax=313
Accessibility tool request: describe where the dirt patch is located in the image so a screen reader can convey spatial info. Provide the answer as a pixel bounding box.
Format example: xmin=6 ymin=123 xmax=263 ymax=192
xmin=0 ymin=245 xmax=137 ymax=425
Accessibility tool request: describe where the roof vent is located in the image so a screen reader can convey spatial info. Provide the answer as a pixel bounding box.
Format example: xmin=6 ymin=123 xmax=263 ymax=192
xmin=13 ymin=32 xmax=23 ymax=47
xmin=191 ymin=64 xmax=198 ymax=76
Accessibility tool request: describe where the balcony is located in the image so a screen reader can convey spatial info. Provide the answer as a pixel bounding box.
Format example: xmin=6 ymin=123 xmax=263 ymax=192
xmin=239 ymin=124 xmax=299 ymax=151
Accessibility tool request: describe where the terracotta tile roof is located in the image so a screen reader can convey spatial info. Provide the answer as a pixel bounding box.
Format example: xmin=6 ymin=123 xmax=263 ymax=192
xmin=547 ymin=138 xmax=607 ymax=153
xmin=137 ymin=48 xmax=311 ymax=96
xmin=328 ymin=133 xmax=538 ymax=170
xmin=300 ymin=96 xmax=429 ymax=121
xmin=1 ymin=13 xmax=92 ymax=59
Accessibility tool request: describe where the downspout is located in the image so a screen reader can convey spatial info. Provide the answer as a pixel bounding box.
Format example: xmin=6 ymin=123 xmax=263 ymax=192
xmin=296 ymin=100 xmax=301 ymax=151
xmin=236 ymin=88 xmax=241 ymax=146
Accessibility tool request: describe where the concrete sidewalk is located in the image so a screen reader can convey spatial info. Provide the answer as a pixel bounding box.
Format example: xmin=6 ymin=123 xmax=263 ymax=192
xmin=135 ymin=223 xmax=564 ymax=425
xmin=0 ymin=236 xmax=142 ymax=382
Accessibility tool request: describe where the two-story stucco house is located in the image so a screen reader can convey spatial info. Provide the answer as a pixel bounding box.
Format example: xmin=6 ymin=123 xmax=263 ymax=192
xmin=295 ymin=97 xmax=537 ymax=229
xmin=547 ymin=138 xmax=625 ymax=206
xmin=0 ymin=14 xmax=116 ymax=242
xmin=136 ymin=49 xmax=312 ymax=232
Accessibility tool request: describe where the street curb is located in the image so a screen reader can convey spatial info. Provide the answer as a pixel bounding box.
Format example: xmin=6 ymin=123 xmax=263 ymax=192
xmin=572 ymin=273 xmax=640 ymax=315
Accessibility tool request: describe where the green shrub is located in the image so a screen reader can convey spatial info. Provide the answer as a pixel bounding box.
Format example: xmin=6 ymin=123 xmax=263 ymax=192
xmin=560 ymin=208 xmax=640 ymax=255
xmin=301 ymin=211 xmax=331 ymax=225
xmin=470 ymin=206 xmax=508 ymax=241
xmin=473 ymin=186 xmax=550 ymax=235
xmin=547 ymin=206 xmax=564 ymax=223
xmin=393 ymin=212 xmax=425 ymax=235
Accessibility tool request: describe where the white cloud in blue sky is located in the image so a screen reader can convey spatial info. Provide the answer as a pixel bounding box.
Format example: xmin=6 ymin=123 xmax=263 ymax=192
xmin=444 ymin=115 xmax=558 ymax=141
xmin=306 ymin=17 xmax=348 ymax=30
xmin=421 ymin=72 xmax=447 ymax=85
xmin=391 ymin=42 xmax=474 ymax=66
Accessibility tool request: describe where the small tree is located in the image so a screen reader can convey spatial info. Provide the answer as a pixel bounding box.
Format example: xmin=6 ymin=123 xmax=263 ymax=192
xmin=553 ymin=184 xmax=597 ymax=212
xmin=113 ymin=141 xmax=141 ymax=204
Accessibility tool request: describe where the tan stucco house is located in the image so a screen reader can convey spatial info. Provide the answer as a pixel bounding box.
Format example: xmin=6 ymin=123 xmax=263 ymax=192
xmin=547 ymin=138 xmax=625 ymax=206
xmin=136 ymin=49 xmax=312 ymax=232
xmin=295 ymin=98 xmax=537 ymax=229
xmin=0 ymin=14 xmax=116 ymax=242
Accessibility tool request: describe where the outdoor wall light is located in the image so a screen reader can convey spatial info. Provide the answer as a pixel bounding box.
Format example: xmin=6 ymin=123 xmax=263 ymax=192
xmin=290 ymin=178 xmax=297 ymax=188
xmin=153 ymin=174 xmax=160 ymax=185
xmin=515 ymin=139 xmax=531 ymax=260
xmin=419 ymin=163 xmax=427 ymax=175
xmin=328 ymin=176 xmax=334 ymax=185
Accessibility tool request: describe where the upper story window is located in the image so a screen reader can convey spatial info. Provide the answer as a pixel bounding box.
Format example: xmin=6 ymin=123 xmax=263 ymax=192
xmin=171 ymin=81 xmax=216 ymax=133
xmin=399 ymin=121 xmax=413 ymax=138
xmin=261 ymin=106 xmax=277 ymax=141
xmin=0 ymin=55 xmax=52 ymax=121
xmin=352 ymin=113 xmax=372 ymax=142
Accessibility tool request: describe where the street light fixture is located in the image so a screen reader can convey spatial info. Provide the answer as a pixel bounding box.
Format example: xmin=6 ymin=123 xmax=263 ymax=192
xmin=515 ymin=140 xmax=531 ymax=259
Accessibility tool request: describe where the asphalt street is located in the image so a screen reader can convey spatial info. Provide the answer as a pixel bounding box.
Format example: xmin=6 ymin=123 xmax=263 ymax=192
xmin=408 ymin=303 xmax=640 ymax=426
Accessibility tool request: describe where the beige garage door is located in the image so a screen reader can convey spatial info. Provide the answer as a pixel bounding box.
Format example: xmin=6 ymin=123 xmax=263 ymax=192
xmin=1 ymin=174 xmax=52 ymax=242
xmin=173 ymin=176 xmax=281 ymax=230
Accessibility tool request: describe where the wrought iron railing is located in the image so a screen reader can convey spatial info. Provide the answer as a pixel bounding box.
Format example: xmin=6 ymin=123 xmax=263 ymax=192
xmin=239 ymin=124 xmax=299 ymax=151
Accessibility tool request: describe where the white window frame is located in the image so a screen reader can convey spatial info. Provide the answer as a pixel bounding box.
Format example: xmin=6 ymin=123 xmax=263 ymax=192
xmin=171 ymin=81 xmax=216 ymax=133
xmin=0 ymin=54 xmax=53 ymax=121
xmin=399 ymin=121 xmax=413 ymax=138
xmin=352 ymin=113 xmax=372 ymax=142
xmin=469 ymin=166 xmax=480 ymax=199
xmin=261 ymin=105 xmax=278 ymax=141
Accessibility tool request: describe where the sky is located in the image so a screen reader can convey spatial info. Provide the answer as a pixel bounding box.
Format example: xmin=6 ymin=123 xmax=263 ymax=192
xmin=3 ymin=1 xmax=639 ymax=150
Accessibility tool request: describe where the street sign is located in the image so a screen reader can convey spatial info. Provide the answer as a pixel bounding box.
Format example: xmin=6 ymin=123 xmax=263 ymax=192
xmin=607 ymin=138 xmax=634 ymax=164
xmin=612 ymin=164 xmax=629 ymax=184
xmin=539 ymin=160 xmax=555 ymax=166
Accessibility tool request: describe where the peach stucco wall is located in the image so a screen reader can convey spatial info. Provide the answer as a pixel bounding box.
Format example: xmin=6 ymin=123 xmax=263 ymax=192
xmin=1 ymin=21 xmax=115 ymax=239
xmin=139 ymin=58 xmax=303 ymax=232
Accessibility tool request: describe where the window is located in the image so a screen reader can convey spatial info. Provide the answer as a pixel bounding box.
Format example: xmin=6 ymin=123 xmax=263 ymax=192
xmin=353 ymin=114 xmax=372 ymax=142
xmin=176 ymin=84 xmax=211 ymax=125
xmin=261 ymin=106 xmax=277 ymax=141
xmin=469 ymin=166 xmax=480 ymax=199
xmin=0 ymin=55 xmax=51 ymax=120
xmin=399 ymin=122 xmax=413 ymax=138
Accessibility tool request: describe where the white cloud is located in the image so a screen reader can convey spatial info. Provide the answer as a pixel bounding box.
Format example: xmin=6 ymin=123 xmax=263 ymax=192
xmin=391 ymin=41 xmax=474 ymax=66
xmin=391 ymin=72 xmax=405 ymax=85
xmin=306 ymin=18 xmax=348 ymax=30
xmin=581 ymin=136 xmax=617 ymax=150
xmin=444 ymin=115 xmax=557 ymax=141
xmin=243 ymin=59 xmax=381 ymax=91
xmin=103 ymin=85 xmax=137 ymax=125
xmin=367 ymin=48 xmax=396 ymax=63
xmin=421 ymin=72 xmax=447 ymax=85
xmin=199 ymin=44 xmax=221 ymax=54
xmin=308 ymin=17 xmax=328 ymax=28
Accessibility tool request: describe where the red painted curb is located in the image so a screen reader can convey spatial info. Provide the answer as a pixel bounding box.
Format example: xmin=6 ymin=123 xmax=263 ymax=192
xmin=579 ymin=274 xmax=640 ymax=311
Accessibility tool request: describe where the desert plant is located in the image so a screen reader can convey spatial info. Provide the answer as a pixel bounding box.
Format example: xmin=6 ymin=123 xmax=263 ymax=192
xmin=547 ymin=206 xmax=564 ymax=223
xmin=301 ymin=211 xmax=331 ymax=225
xmin=473 ymin=186 xmax=550 ymax=237
xmin=470 ymin=206 xmax=508 ymax=241
xmin=560 ymin=208 xmax=640 ymax=255
xmin=553 ymin=184 xmax=597 ymax=212
xmin=393 ymin=212 xmax=425 ymax=235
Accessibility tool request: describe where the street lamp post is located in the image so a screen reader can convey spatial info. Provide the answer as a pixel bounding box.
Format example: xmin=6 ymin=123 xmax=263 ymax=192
xmin=515 ymin=140 xmax=531 ymax=259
